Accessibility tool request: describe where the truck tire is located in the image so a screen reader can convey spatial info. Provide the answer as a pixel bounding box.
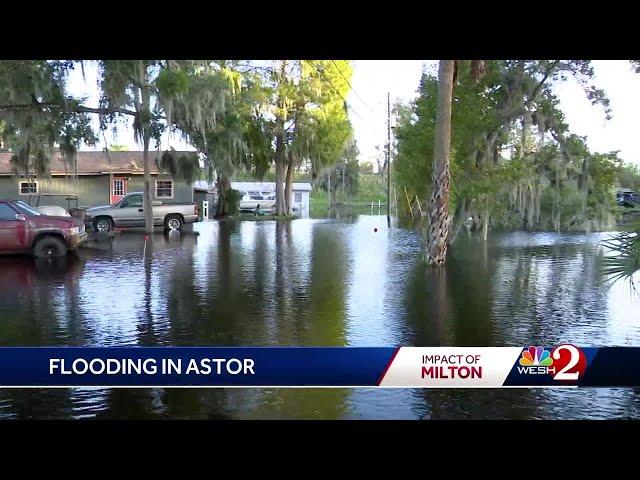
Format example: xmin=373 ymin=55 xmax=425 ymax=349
xmin=164 ymin=214 xmax=183 ymax=232
xmin=33 ymin=236 xmax=67 ymax=258
xmin=94 ymin=217 xmax=113 ymax=233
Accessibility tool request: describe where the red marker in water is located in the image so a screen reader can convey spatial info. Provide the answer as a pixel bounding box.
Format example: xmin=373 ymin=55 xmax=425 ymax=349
xmin=144 ymin=234 xmax=150 ymax=241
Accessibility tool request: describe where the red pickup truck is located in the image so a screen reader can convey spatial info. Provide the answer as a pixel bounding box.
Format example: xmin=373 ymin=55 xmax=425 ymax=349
xmin=0 ymin=200 xmax=87 ymax=258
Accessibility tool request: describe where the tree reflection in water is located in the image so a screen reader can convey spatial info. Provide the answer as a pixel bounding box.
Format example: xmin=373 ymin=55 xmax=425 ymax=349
xmin=0 ymin=221 xmax=639 ymax=419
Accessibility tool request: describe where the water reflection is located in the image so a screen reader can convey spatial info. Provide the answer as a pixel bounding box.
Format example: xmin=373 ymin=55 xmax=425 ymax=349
xmin=0 ymin=217 xmax=638 ymax=419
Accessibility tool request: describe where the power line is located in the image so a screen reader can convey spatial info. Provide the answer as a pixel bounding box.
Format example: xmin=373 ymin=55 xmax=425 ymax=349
xmin=331 ymin=60 xmax=376 ymax=114
xmin=310 ymin=61 xmax=378 ymax=129
xmin=310 ymin=62 xmax=360 ymax=117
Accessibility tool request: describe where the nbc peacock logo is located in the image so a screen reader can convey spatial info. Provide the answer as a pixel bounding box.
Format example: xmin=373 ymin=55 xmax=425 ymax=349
xmin=517 ymin=346 xmax=556 ymax=375
xmin=519 ymin=346 xmax=553 ymax=366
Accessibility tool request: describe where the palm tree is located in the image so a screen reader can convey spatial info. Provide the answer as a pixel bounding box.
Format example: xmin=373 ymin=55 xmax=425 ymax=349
xmin=603 ymin=223 xmax=640 ymax=288
xmin=426 ymin=60 xmax=485 ymax=266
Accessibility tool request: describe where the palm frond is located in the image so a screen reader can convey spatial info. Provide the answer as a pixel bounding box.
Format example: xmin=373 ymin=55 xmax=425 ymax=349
xmin=602 ymin=224 xmax=640 ymax=287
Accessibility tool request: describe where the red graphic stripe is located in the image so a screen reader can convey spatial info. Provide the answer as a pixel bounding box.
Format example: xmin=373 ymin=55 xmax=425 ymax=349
xmin=377 ymin=347 xmax=401 ymax=385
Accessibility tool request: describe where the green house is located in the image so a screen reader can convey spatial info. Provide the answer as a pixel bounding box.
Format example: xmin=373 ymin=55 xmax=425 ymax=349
xmin=0 ymin=150 xmax=196 ymax=210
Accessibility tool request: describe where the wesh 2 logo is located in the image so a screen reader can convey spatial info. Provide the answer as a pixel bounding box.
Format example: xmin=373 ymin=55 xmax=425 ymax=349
xmin=517 ymin=344 xmax=587 ymax=381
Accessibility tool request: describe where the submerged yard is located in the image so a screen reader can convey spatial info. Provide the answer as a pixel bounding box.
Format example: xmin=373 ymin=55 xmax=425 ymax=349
xmin=0 ymin=214 xmax=638 ymax=419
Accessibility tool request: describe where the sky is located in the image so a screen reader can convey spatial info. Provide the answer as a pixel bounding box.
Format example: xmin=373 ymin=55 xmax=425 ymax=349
xmin=67 ymin=60 xmax=640 ymax=167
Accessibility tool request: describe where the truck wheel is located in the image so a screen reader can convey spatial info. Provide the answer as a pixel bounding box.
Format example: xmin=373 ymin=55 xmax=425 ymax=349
xmin=33 ymin=236 xmax=67 ymax=258
xmin=165 ymin=214 xmax=183 ymax=232
xmin=94 ymin=217 xmax=113 ymax=232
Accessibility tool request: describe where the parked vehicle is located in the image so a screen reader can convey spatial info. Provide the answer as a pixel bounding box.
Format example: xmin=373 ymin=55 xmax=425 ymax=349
xmin=84 ymin=192 xmax=200 ymax=232
xmin=27 ymin=193 xmax=79 ymax=211
xmin=239 ymin=191 xmax=276 ymax=212
xmin=26 ymin=193 xmax=80 ymax=218
xmin=0 ymin=200 xmax=87 ymax=258
xmin=35 ymin=205 xmax=71 ymax=217
xmin=617 ymin=190 xmax=640 ymax=207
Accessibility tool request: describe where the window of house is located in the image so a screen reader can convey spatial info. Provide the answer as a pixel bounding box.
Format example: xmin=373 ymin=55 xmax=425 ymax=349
xmin=19 ymin=181 xmax=38 ymax=195
xmin=113 ymin=179 xmax=125 ymax=196
xmin=155 ymin=180 xmax=174 ymax=198
xmin=294 ymin=192 xmax=302 ymax=203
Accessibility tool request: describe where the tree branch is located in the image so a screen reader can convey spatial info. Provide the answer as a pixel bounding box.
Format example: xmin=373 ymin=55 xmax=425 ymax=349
xmin=0 ymin=102 xmax=136 ymax=116
xmin=0 ymin=101 xmax=166 ymax=120
xmin=529 ymin=60 xmax=561 ymax=102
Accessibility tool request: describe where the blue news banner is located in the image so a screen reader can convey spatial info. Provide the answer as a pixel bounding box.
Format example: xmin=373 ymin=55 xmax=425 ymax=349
xmin=0 ymin=346 xmax=640 ymax=388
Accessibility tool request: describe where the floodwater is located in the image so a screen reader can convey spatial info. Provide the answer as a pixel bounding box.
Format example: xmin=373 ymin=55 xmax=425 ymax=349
xmin=0 ymin=213 xmax=639 ymax=419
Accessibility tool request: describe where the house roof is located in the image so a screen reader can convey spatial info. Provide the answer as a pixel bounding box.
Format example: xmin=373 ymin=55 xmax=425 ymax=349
xmin=0 ymin=150 xmax=196 ymax=176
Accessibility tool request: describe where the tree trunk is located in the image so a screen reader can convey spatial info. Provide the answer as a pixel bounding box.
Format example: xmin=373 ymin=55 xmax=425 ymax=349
xmin=284 ymin=104 xmax=302 ymax=216
xmin=142 ymin=135 xmax=154 ymax=234
xmin=274 ymin=130 xmax=286 ymax=216
xmin=274 ymin=60 xmax=288 ymax=217
xmin=482 ymin=209 xmax=489 ymax=241
xmin=449 ymin=197 xmax=469 ymax=245
xmin=284 ymin=151 xmax=294 ymax=215
xmin=534 ymin=185 xmax=541 ymax=225
xmin=330 ymin=174 xmax=337 ymax=207
xmin=426 ymin=60 xmax=455 ymax=266
xmin=140 ymin=76 xmax=154 ymax=234
xmin=215 ymin=174 xmax=231 ymax=218
xmin=527 ymin=186 xmax=534 ymax=229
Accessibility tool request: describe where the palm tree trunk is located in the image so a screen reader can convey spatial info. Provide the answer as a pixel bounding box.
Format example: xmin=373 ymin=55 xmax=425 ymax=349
xmin=426 ymin=60 xmax=455 ymax=266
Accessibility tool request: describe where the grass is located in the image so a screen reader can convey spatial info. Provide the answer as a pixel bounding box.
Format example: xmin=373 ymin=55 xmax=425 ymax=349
xmin=310 ymin=174 xmax=388 ymax=206
xmin=310 ymin=174 xmax=390 ymax=217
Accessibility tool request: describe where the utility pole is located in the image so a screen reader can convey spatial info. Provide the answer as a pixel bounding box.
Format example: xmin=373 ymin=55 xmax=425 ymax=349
xmin=386 ymin=91 xmax=391 ymax=226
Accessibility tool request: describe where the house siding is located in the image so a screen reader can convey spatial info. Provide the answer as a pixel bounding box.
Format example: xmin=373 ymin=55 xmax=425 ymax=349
xmin=126 ymin=176 xmax=193 ymax=204
xmin=0 ymin=174 xmax=193 ymax=208
xmin=297 ymin=191 xmax=310 ymax=217
xmin=0 ymin=175 xmax=109 ymax=208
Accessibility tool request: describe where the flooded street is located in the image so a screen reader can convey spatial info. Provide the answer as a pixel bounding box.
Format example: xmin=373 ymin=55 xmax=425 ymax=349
xmin=0 ymin=215 xmax=639 ymax=419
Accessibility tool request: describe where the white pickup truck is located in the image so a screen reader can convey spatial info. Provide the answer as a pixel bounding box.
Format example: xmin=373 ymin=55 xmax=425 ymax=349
xmin=84 ymin=192 xmax=199 ymax=232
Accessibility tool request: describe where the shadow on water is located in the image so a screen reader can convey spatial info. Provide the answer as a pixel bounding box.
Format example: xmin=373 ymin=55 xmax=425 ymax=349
xmin=0 ymin=218 xmax=639 ymax=418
